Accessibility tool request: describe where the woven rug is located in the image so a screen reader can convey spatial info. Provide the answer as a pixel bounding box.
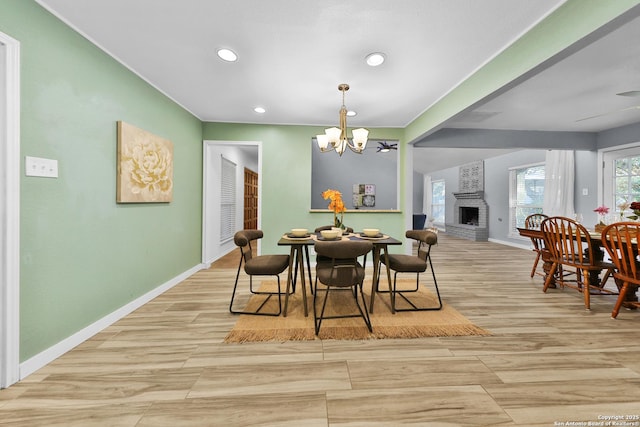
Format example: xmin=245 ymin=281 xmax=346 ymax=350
xmin=224 ymin=279 xmax=490 ymax=342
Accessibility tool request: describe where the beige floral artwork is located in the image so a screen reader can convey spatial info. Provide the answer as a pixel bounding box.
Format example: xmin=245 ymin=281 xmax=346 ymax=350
xmin=117 ymin=121 xmax=173 ymax=203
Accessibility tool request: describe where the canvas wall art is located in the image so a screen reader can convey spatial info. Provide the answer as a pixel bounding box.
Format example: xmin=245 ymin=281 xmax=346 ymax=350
xmin=117 ymin=121 xmax=173 ymax=203
xmin=352 ymin=183 xmax=376 ymax=208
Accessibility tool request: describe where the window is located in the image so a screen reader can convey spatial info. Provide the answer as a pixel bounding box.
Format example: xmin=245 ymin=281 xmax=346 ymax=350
xmin=509 ymin=163 xmax=544 ymax=235
xmin=431 ymin=179 xmax=445 ymax=225
xmin=220 ymin=156 xmax=237 ymax=242
xmin=603 ymin=145 xmax=640 ymax=217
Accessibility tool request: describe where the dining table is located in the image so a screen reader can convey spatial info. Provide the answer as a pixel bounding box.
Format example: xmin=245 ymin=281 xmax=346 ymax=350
xmin=517 ymin=226 xmax=639 ymax=306
xmin=277 ymin=231 xmax=403 ymax=317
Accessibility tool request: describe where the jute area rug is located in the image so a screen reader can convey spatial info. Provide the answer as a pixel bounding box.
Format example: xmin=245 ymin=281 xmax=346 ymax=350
xmin=224 ymin=279 xmax=490 ymax=343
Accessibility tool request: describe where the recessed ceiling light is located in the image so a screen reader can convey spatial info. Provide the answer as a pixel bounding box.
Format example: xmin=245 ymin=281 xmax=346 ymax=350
xmin=254 ymin=107 xmax=266 ymax=114
xmin=346 ymin=110 xmax=357 ymax=117
xmin=217 ymin=48 xmax=238 ymax=62
xmin=365 ymin=52 xmax=385 ymax=67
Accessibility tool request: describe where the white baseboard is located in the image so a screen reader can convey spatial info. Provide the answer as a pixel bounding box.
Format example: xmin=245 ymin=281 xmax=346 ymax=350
xmin=19 ymin=263 xmax=206 ymax=380
xmin=488 ymin=237 xmax=531 ymax=251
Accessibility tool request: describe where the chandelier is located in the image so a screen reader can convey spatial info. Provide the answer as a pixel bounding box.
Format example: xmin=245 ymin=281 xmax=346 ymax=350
xmin=316 ymin=84 xmax=369 ymax=156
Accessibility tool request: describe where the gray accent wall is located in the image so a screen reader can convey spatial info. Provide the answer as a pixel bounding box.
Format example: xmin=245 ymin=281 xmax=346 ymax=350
xmin=311 ymin=140 xmax=399 ymax=210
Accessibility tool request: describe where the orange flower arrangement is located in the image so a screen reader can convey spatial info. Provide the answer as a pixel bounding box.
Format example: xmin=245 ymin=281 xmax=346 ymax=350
xmin=322 ymin=188 xmax=346 ymax=229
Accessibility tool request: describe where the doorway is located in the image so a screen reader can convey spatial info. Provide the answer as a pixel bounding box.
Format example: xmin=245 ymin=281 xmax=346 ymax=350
xmin=244 ymin=168 xmax=258 ymax=229
xmin=0 ymin=31 xmax=21 ymax=389
xmin=202 ymin=141 xmax=261 ymax=265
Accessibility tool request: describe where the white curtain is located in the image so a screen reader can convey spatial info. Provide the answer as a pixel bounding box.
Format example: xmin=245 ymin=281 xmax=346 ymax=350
xmin=423 ymin=175 xmax=431 ymax=217
xmin=543 ymin=150 xmax=575 ymax=217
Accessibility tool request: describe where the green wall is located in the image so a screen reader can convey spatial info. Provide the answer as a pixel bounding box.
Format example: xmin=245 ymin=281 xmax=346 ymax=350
xmin=1 ymin=1 xmax=203 ymax=360
xmin=202 ymin=123 xmax=407 ymax=255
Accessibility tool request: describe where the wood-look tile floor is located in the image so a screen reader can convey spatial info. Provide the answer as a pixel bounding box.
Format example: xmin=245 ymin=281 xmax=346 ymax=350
xmin=2 ymin=233 xmax=639 ymax=426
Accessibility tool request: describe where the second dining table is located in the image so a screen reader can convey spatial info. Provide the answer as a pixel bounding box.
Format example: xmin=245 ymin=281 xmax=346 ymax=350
xmin=277 ymin=231 xmax=403 ymax=317
xmin=517 ymin=225 xmax=639 ymax=307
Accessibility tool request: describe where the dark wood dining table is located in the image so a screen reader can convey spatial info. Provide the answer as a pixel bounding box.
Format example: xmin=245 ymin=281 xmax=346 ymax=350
xmin=517 ymin=226 xmax=638 ymax=306
xmin=277 ymin=232 xmax=403 ymax=316
xmin=517 ymin=226 xmax=606 ymax=287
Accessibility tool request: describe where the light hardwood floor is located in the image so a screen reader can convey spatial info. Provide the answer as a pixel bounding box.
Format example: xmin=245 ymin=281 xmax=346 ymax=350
xmin=1 ymin=233 xmax=639 ymax=426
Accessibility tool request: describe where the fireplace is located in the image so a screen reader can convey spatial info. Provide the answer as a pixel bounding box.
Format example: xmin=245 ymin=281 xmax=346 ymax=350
xmin=445 ymin=191 xmax=489 ymax=241
xmin=460 ymin=207 xmax=479 ymax=226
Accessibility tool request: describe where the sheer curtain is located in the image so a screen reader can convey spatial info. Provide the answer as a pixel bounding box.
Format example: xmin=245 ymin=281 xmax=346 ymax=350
xmin=543 ymin=150 xmax=575 ymax=217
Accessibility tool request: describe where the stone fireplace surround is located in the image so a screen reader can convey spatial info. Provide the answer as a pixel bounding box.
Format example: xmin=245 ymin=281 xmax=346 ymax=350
xmin=445 ymin=191 xmax=488 ymax=241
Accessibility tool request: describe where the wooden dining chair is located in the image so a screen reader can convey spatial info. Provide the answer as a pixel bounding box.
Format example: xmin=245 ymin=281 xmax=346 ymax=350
xmin=540 ymin=216 xmax=616 ymax=310
xmin=313 ymin=240 xmax=373 ymax=335
xmin=229 ymin=230 xmax=290 ymax=316
xmin=524 ymin=213 xmax=548 ymax=278
xmin=600 ymin=222 xmax=640 ymax=318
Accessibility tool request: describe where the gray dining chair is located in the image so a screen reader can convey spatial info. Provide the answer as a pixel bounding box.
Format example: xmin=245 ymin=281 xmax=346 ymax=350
xmin=376 ymin=229 xmax=442 ymax=312
xmin=313 ymin=240 xmax=373 ymax=335
xmin=229 ymin=229 xmax=290 ymax=316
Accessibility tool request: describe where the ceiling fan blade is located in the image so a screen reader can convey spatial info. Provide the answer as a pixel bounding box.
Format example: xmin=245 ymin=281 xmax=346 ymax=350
xmin=576 ymin=105 xmax=640 ymax=122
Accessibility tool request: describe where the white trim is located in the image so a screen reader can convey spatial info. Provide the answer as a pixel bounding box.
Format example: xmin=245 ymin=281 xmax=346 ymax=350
xmin=508 ymin=160 xmax=544 ymax=171
xmin=488 ymin=238 xmax=531 ymax=251
xmin=202 ymin=140 xmax=262 ymax=264
xmin=19 ymin=263 xmax=206 ymax=380
xmin=597 ymin=141 xmax=640 ymax=210
xmin=0 ymin=31 xmax=20 ymax=389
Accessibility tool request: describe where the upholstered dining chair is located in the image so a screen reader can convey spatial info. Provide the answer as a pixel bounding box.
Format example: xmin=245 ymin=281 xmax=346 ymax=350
xmin=540 ymin=216 xmax=616 ymax=310
xmin=313 ymin=225 xmax=354 ymax=264
xmin=377 ymin=229 xmax=442 ymax=312
xmin=600 ymin=222 xmax=640 ymax=318
xmin=313 ymin=240 xmax=373 ymax=335
xmin=229 ymin=229 xmax=290 ymax=316
xmin=524 ymin=213 xmax=548 ymax=278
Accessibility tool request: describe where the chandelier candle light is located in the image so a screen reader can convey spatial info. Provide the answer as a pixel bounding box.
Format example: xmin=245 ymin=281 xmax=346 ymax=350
xmin=316 ymin=84 xmax=369 ymax=156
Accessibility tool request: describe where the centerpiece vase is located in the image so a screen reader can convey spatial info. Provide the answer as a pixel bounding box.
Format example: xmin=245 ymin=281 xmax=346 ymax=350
xmin=334 ymin=212 xmax=345 ymax=230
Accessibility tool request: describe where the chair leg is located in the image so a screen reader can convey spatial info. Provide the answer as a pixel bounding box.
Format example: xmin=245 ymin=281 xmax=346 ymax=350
xmin=355 ymin=283 xmax=372 ymax=332
xmin=530 ymin=252 xmax=541 ymax=278
xmin=600 ymin=267 xmax=613 ymax=287
xmin=229 ymin=256 xmax=283 ymax=316
xmin=582 ymin=268 xmax=591 ymax=310
xmin=542 ymin=263 xmax=558 ymax=292
xmin=384 ymin=251 xmax=443 ymax=312
xmin=611 ymin=282 xmax=630 ymax=319
xmin=313 ymin=282 xmax=373 ymax=335
xmin=313 ymin=281 xmax=331 ymax=335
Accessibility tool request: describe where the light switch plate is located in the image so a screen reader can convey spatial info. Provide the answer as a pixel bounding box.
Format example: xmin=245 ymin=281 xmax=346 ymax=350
xmin=25 ymin=156 xmax=58 ymax=178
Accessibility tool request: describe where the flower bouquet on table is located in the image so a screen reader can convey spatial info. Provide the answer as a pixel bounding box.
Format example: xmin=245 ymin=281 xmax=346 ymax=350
xmin=618 ymin=202 xmax=631 ymax=221
xmin=593 ymin=205 xmax=609 ymax=232
xmin=322 ymin=188 xmax=346 ymax=229
xmin=626 ymin=202 xmax=640 ymax=221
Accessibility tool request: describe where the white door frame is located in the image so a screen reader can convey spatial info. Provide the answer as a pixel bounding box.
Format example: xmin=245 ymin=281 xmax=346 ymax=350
xmin=0 ymin=31 xmax=21 ymax=389
xmin=202 ymin=140 xmax=262 ymax=265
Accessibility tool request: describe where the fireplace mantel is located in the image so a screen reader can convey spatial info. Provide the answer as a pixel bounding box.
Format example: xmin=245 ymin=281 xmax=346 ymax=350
xmin=453 ymin=191 xmax=484 ymax=199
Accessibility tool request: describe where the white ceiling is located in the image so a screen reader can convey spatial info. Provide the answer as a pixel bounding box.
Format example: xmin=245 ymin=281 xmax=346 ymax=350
xmin=36 ymin=0 xmax=640 ymax=174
